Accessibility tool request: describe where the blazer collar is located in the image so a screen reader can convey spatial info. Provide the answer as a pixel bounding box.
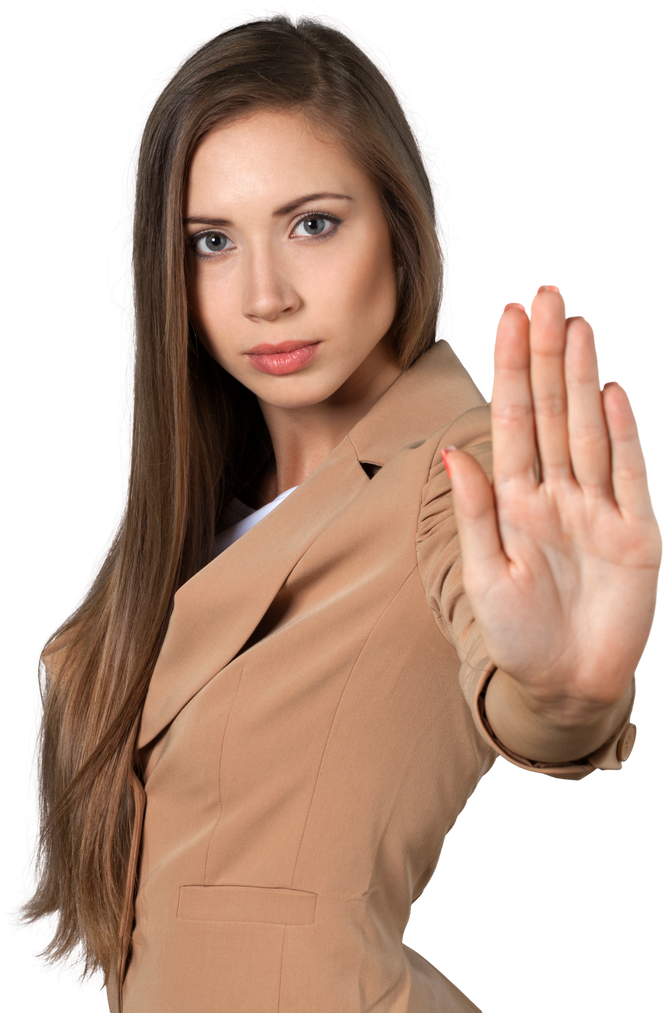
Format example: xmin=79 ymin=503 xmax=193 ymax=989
xmin=137 ymin=340 xmax=485 ymax=749
xmin=348 ymin=339 xmax=485 ymax=465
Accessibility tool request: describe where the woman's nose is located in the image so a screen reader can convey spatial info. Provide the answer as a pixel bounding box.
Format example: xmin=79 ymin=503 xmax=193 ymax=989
xmin=241 ymin=250 xmax=300 ymax=322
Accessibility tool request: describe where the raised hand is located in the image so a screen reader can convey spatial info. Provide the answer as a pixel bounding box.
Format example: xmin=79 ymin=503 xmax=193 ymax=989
xmin=444 ymin=287 xmax=661 ymax=761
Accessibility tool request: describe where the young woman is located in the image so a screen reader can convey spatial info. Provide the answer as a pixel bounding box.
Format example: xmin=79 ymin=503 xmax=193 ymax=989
xmin=24 ymin=16 xmax=660 ymax=1013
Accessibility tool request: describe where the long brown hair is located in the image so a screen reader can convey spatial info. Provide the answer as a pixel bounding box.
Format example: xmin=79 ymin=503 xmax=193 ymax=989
xmin=24 ymin=15 xmax=443 ymax=977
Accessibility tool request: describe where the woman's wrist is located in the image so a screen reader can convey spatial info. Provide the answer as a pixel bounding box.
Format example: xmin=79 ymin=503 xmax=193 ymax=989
xmin=483 ymin=667 xmax=635 ymax=764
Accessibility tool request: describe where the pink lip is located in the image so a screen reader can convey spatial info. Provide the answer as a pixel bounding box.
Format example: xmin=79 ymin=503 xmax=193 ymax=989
xmin=246 ymin=338 xmax=316 ymax=354
xmin=244 ymin=341 xmax=321 ymax=375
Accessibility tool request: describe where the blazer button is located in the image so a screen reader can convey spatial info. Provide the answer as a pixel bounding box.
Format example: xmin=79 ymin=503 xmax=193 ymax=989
xmin=616 ymin=723 xmax=637 ymax=762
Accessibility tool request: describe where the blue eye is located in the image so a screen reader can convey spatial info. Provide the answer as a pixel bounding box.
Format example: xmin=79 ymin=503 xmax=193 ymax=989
xmin=293 ymin=216 xmax=336 ymax=238
xmin=194 ymin=232 xmax=232 ymax=255
xmin=189 ymin=210 xmax=340 ymax=259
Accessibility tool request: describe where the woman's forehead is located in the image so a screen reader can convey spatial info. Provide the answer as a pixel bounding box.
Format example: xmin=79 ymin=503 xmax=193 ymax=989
xmin=185 ymin=108 xmax=369 ymax=218
xmin=194 ymin=106 xmax=342 ymax=156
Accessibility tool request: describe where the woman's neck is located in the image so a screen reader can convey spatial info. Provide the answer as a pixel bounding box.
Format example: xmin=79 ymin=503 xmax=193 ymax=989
xmin=255 ymin=344 xmax=402 ymax=506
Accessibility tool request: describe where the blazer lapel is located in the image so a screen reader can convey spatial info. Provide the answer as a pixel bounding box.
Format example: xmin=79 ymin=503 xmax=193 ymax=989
xmin=137 ymin=340 xmax=486 ymax=749
xmin=348 ymin=339 xmax=486 ymax=466
xmin=138 ymin=437 xmax=368 ymax=748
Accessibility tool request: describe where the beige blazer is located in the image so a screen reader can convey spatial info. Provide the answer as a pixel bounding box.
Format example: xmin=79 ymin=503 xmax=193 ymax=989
xmin=109 ymin=341 xmax=635 ymax=1013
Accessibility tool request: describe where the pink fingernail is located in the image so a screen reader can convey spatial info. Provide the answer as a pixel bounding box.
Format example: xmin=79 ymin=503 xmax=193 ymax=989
xmin=538 ymin=285 xmax=560 ymax=294
xmin=440 ymin=446 xmax=457 ymax=474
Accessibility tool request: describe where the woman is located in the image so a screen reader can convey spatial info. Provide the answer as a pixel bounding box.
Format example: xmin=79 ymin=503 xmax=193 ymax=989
xmin=24 ymin=15 xmax=660 ymax=1013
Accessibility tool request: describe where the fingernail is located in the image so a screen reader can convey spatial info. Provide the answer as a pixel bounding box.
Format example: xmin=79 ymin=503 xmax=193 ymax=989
xmin=440 ymin=446 xmax=457 ymax=473
xmin=504 ymin=302 xmax=526 ymax=312
xmin=538 ymin=285 xmax=560 ymax=294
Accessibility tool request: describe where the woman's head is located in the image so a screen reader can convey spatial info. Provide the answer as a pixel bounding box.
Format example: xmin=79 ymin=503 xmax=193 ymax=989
xmin=185 ymin=106 xmax=400 ymax=411
xmin=135 ymin=15 xmax=442 ymax=395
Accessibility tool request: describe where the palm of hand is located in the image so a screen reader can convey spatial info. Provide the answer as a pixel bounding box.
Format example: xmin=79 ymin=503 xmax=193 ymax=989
xmin=448 ymin=288 xmax=661 ymax=717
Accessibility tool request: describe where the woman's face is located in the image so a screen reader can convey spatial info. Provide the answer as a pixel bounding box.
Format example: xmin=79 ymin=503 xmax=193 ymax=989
xmin=184 ymin=108 xmax=399 ymax=409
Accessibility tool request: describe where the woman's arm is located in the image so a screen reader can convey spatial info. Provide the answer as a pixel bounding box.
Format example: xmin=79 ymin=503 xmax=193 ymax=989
xmin=444 ymin=286 xmax=661 ymax=763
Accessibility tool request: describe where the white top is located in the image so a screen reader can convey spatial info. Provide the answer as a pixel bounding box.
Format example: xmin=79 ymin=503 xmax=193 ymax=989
xmin=211 ymin=486 xmax=298 ymax=558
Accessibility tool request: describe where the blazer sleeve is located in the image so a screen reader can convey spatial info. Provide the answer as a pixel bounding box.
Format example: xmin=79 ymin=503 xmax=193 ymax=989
xmin=415 ymin=404 xmax=636 ymax=781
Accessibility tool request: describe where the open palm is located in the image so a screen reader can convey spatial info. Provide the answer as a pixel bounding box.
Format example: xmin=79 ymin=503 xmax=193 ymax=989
xmin=446 ymin=287 xmax=661 ymax=723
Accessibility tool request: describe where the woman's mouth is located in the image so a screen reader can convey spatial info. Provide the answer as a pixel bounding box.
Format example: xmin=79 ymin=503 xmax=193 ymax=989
xmin=244 ymin=341 xmax=321 ymax=375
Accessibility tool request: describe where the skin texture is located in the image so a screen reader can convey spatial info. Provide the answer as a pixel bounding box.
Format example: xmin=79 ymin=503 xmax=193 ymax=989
xmin=185 ymin=108 xmax=400 ymax=503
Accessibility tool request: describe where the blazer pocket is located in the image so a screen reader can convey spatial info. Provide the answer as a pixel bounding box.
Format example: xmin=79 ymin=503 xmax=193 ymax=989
xmin=177 ymin=885 xmax=317 ymax=925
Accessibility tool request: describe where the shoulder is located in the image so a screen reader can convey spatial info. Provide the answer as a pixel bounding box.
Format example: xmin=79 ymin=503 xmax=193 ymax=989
xmin=429 ymin=401 xmax=493 ymax=475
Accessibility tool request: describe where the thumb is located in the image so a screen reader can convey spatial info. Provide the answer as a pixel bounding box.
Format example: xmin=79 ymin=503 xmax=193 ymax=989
xmin=441 ymin=447 xmax=506 ymax=585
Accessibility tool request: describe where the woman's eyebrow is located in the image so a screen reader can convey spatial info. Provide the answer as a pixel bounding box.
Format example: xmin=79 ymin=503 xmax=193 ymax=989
xmin=183 ymin=194 xmax=352 ymax=228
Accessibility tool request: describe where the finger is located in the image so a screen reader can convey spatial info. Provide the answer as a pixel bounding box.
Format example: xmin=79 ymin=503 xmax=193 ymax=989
xmin=602 ymin=382 xmax=656 ymax=520
xmin=491 ymin=304 xmax=538 ymax=488
xmin=442 ymin=447 xmax=509 ymax=591
xmin=529 ymin=288 xmax=572 ymax=481
xmin=564 ymin=316 xmax=612 ymax=497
